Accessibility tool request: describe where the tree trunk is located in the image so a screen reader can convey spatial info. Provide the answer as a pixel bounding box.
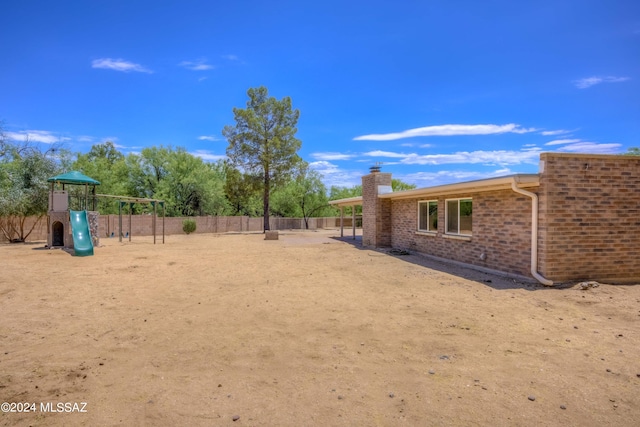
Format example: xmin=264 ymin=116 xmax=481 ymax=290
xmin=301 ymin=199 xmax=309 ymax=229
xmin=263 ymin=169 xmax=270 ymax=232
xmin=21 ymin=214 xmax=44 ymax=241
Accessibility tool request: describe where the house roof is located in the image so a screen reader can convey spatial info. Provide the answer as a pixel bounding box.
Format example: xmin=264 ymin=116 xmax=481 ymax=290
xmin=329 ymin=174 xmax=539 ymax=206
xmin=380 ymin=174 xmax=539 ymax=200
xmin=47 ymin=171 xmax=101 ymax=185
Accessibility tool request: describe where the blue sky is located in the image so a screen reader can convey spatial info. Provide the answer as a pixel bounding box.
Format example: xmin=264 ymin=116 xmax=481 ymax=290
xmin=1 ymin=1 xmax=638 ymax=189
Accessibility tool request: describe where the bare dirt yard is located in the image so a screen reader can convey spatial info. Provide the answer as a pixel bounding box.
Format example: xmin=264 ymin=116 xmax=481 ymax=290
xmin=1 ymin=229 xmax=639 ymax=426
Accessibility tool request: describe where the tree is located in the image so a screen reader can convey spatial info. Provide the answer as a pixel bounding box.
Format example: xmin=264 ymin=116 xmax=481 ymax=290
xmin=0 ymin=131 xmax=61 ymax=242
xmin=86 ymin=141 xmax=124 ymax=164
xmin=392 ymin=178 xmax=417 ymax=191
xmin=329 ymin=184 xmax=362 ymax=216
xmin=72 ymin=141 xmax=129 ymax=213
xmin=132 ymin=146 xmax=171 ymax=198
xmin=156 ymin=150 xmax=229 ymax=216
xmin=223 ymin=163 xmax=263 ymax=216
xmin=271 ymin=163 xmax=332 ymax=228
xmin=223 ymin=86 xmax=303 ymax=231
xmin=622 ymin=147 xmax=640 ymax=156
xmin=124 ymin=146 xmax=230 ymax=216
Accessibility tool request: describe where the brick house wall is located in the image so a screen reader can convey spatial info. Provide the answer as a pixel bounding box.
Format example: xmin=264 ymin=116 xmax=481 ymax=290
xmin=538 ymin=153 xmax=640 ymax=282
xmin=390 ymin=189 xmax=534 ymax=278
xmin=361 ymin=153 xmax=639 ymax=283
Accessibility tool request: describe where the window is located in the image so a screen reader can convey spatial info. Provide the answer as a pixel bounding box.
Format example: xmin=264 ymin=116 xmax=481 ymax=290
xmin=446 ymin=198 xmax=472 ymax=236
xmin=418 ymin=200 xmax=438 ymax=232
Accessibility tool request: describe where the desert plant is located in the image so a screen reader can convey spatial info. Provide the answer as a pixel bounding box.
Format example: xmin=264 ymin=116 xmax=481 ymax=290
xmin=182 ymin=219 xmax=196 ymax=235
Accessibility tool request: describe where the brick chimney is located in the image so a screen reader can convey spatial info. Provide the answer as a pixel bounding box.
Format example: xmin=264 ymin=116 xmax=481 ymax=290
xmin=362 ymin=168 xmax=392 ymax=247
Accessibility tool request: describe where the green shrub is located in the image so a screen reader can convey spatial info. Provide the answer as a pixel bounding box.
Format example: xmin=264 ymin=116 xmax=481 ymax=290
xmin=182 ymin=219 xmax=196 ymax=235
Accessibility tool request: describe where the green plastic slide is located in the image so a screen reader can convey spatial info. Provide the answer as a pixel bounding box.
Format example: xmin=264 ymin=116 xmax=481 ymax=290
xmin=69 ymin=210 xmax=94 ymax=256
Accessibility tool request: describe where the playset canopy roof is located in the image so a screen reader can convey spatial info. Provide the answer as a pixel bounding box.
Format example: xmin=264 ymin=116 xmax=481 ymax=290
xmin=47 ymin=171 xmax=101 ymax=185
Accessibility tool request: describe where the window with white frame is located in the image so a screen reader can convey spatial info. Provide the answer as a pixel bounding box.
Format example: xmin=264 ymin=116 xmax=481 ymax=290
xmin=446 ymin=198 xmax=472 ymax=236
xmin=418 ymin=200 xmax=438 ymax=232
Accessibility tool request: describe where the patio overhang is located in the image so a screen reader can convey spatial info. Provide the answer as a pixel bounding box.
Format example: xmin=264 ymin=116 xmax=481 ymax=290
xmin=328 ymin=196 xmax=363 ymax=207
xmin=329 ymin=197 xmax=362 ymax=240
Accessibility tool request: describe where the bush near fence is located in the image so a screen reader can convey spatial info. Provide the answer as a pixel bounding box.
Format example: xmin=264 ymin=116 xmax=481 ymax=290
xmin=0 ymin=215 xmax=361 ymax=243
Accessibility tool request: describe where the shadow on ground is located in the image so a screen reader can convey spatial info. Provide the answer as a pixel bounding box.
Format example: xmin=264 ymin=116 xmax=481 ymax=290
xmin=330 ymin=235 xmax=570 ymax=292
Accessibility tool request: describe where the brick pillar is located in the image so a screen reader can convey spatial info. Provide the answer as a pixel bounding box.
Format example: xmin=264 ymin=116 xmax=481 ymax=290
xmin=362 ymin=171 xmax=392 ymax=247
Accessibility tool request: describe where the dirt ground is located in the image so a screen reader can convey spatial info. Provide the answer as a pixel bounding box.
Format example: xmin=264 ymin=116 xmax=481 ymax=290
xmin=1 ymin=229 xmax=639 ymax=426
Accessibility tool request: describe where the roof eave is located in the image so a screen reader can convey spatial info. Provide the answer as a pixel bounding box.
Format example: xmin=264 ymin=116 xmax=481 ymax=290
xmin=328 ymin=196 xmax=363 ymax=207
xmin=379 ymin=174 xmax=540 ymax=200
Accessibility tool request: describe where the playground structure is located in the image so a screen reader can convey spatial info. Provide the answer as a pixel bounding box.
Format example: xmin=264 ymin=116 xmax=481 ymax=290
xmin=95 ymin=193 xmax=165 ymax=244
xmin=47 ymin=171 xmax=165 ymax=256
xmin=47 ymin=171 xmax=100 ymax=256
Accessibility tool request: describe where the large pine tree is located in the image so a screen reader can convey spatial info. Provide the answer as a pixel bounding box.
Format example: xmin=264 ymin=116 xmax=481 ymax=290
xmin=223 ymin=86 xmax=302 ymax=231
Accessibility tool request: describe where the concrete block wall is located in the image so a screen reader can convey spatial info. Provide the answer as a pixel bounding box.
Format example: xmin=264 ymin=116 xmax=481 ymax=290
xmin=538 ymin=153 xmax=640 ymax=282
xmin=1 ymin=216 xmax=345 ymax=243
xmin=100 ymin=215 xmax=262 ymax=238
xmin=390 ymin=189 xmax=534 ymax=277
xmin=96 ymin=215 xmax=339 ymax=238
xmin=0 ymin=216 xmax=48 ymax=244
xmin=362 ymin=171 xmax=392 ymax=247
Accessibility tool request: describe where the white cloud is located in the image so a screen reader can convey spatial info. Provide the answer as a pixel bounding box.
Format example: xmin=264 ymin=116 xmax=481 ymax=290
xmin=309 ymin=160 xmax=341 ymax=174
xmin=544 ymin=139 xmax=582 ymax=146
xmin=222 ymin=54 xmax=239 ymax=61
xmin=190 ymin=150 xmax=226 ymax=161
xmin=556 ymin=142 xmax=622 ymax=154
xmin=309 ymin=161 xmax=362 ymax=188
xmin=198 ymin=135 xmax=222 ymax=142
xmin=540 ymin=129 xmax=576 ymax=136
xmin=522 ymin=145 xmax=542 ymax=152
xmin=399 ymin=143 xmax=433 ymax=148
xmin=542 ymin=138 xmax=622 ymax=154
xmin=362 ymin=150 xmax=408 ymax=158
xmin=353 ymin=123 xmax=537 ymax=141
xmin=75 ymin=135 xmax=122 ymax=146
xmin=574 ymin=76 xmax=630 ymax=89
xmin=179 ymin=59 xmax=214 ymax=71
xmin=399 ymin=168 xmax=517 ymax=187
xmin=400 ymin=149 xmax=542 ymax=166
xmin=311 ymin=152 xmax=355 ymax=161
xmin=92 ymin=58 xmax=153 ymax=73
xmin=5 ymin=130 xmax=70 ymax=144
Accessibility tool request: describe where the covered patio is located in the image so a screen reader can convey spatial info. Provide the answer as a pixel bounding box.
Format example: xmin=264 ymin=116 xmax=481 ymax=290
xmin=328 ymin=196 xmax=362 ymax=240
